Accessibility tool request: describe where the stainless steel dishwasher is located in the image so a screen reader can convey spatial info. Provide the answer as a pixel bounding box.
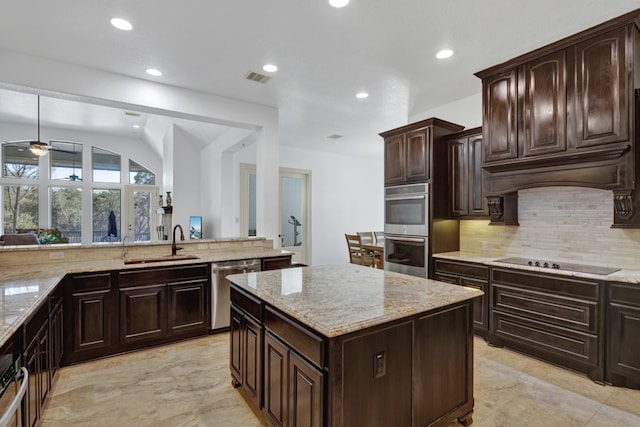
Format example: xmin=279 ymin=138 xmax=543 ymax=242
xmin=211 ymin=258 xmax=261 ymax=331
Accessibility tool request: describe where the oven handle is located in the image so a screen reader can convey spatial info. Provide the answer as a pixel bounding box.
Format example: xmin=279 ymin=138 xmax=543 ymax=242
xmin=386 ymin=236 xmax=426 ymax=243
xmin=384 ymin=195 xmax=426 ymax=201
xmin=0 ymin=367 xmax=28 ymax=427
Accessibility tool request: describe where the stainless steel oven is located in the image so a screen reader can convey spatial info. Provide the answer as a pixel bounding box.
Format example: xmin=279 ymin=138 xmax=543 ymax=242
xmin=384 ymin=183 xmax=429 ymax=236
xmin=384 ymin=234 xmax=429 ymax=278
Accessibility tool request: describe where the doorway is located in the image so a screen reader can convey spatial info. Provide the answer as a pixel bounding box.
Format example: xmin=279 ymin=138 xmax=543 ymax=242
xmin=241 ymin=164 xmax=311 ymax=265
xmin=124 ymin=185 xmax=159 ymax=241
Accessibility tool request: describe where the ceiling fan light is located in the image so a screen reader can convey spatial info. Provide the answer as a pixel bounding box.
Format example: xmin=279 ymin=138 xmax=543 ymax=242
xmin=29 ymin=143 xmax=49 ymax=157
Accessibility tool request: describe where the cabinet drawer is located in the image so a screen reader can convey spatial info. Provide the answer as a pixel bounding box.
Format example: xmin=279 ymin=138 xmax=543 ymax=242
xmin=493 ymin=283 xmax=598 ymax=333
xmin=70 ymin=272 xmax=112 ymax=292
xmin=492 ymin=311 xmax=599 ymax=367
xmin=119 ymin=264 xmax=208 ymax=287
xmin=230 ymin=286 xmax=263 ymax=323
xmin=434 ymin=260 xmax=488 ymax=280
xmin=265 ymin=306 xmax=325 ymax=369
xmin=433 ymin=272 xmax=458 ymax=285
xmin=491 ymin=268 xmax=599 ymax=300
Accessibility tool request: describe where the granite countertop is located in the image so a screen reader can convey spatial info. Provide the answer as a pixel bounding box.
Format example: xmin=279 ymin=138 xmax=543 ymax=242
xmin=226 ymin=264 xmax=484 ymax=338
xmin=0 ymin=248 xmax=290 ymax=349
xmin=433 ymin=252 xmax=640 ymax=284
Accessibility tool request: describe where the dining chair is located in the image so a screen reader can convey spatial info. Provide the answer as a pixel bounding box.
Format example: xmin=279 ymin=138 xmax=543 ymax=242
xmin=345 ymin=234 xmax=374 ymax=267
xmin=373 ymin=231 xmax=384 ymax=245
xmin=357 ymin=231 xmax=374 ymax=245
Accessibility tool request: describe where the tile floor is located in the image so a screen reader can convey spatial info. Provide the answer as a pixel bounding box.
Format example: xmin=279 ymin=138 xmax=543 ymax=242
xmin=40 ymin=335 xmax=640 ymax=426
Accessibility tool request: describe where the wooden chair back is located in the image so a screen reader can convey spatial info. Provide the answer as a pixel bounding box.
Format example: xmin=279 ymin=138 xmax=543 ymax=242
xmin=345 ymin=233 xmax=373 ymax=266
xmin=357 ymin=231 xmax=374 ymax=245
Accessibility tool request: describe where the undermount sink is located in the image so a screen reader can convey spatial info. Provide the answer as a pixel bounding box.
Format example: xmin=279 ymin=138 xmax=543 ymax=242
xmin=124 ymin=255 xmax=200 ymax=265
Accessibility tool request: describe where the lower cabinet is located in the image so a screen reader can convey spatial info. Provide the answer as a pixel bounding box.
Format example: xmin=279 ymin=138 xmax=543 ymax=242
xmin=434 ymin=259 xmax=489 ymax=337
xmin=488 ymin=267 xmax=604 ymax=382
xmin=230 ymin=304 xmax=262 ymax=406
xmin=261 ymin=255 xmax=293 ymax=271
xmin=607 ymin=282 xmax=640 ymax=389
xmin=64 ymin=264 xmax=210 ymax=365
xmin=23 ymin=283 xmax=64 ymax=427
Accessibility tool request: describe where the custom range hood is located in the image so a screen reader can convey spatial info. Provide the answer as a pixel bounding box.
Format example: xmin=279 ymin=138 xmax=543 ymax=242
xmin=474 ymin=9 xmax=640 ymax=228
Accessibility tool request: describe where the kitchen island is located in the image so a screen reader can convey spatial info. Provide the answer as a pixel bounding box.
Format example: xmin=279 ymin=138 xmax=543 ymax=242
xmin=227 ymin=264 xmax=483 ymax=427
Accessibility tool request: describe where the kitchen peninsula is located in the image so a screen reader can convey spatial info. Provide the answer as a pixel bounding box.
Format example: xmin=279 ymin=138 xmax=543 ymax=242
xmin=227 ymin=264 xmax=483 ymax=427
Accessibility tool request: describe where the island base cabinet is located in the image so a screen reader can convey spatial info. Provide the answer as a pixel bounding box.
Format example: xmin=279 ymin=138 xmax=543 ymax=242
xmin=264 ymin=332 xmax=324 ymax=427
xmin=340 ymin=322 xmax=412 ymax=427
xmin=230 ymin=299 xmax=263 ymax=409
xmin=415 ymin=304 xmax=474 ymax=427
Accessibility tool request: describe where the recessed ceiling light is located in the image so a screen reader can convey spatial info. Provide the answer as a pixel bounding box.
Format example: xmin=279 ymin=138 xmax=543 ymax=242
xmin=132 ymin=124 xmax=140 ymax=129
xmin=436 ymin=49 xmax=454 ymax=59
xmin=356 ymin=92 xmax=369 ymax=99
xmin=146 ymin=68 xmax=162 ymax=77
xmin=110 ymin=18 xmax=132 ymax=31
xmin=329 ymin=0 xmax=350 ymax=8
xmin=262 ymin=64 xmax=278 ymax=73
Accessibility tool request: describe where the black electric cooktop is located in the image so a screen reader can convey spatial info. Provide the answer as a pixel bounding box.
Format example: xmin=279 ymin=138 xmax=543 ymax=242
xmin=495 ymin=257 xmax=620 ymax=276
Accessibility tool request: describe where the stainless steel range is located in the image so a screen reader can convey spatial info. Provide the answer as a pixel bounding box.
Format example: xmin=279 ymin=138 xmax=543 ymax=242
xmin=495 ymin=257 xmax=620 ymax=276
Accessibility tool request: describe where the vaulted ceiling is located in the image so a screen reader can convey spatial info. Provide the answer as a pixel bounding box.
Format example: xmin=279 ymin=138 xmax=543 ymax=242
xmin=0 ymin=1 xmax=638 ymax=158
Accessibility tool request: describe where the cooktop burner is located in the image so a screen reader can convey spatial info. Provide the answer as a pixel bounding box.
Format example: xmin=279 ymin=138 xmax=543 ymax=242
xmin=495 ymin=257 xmax=620 ymax=276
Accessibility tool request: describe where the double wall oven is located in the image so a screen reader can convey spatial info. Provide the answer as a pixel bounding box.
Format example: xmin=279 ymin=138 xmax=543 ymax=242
xmin=384 ymin=183 xmax=430 ymax=278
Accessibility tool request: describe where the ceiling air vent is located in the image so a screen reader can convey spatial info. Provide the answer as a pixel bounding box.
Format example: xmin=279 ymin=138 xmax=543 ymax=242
xmin=125 ymin=111 xmax=141 ymax=117
xmin=245 ymin=71 xmax=271 ymax=84
xmin=327 ymin=134 xmax=343 ymax=140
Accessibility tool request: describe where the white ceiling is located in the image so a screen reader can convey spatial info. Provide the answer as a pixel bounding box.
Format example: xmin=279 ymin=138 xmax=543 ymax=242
xmin=0 ymin=0 xmax=638 ymax=158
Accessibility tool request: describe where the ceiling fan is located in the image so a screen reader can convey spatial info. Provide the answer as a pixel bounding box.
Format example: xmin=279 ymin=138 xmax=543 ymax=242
xmin=2 ymin=95 xmax=76 ymax=156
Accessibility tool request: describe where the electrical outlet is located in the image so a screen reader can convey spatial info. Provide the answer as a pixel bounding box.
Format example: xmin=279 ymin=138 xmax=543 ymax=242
xmin=49 ymin=252 xmax=65 ymax=260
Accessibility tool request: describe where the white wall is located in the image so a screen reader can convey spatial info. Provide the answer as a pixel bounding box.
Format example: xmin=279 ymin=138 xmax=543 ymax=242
xmin=410 ymin=93 xmax=482 ymax=129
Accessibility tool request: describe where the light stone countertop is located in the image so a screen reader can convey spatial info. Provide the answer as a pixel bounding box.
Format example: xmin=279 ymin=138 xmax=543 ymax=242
xmin=226 ymin=264 xmax=484 ymax=338
xmin=433 ymin=252 xmax=640 ymax=284
xmin=0 ymin=248 xmax=290 ymax=348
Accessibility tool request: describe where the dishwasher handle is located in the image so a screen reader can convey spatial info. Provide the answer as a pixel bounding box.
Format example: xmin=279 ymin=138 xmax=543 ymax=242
xmin=0 ymin=367 xmax=28 ymax=427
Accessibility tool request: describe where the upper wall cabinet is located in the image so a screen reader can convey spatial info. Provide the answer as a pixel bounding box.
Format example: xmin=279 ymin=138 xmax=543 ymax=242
xmin=380 ymin=118 xmax=464 ymax=187
xmin=475 ymin=9 xmax=640 ymax=227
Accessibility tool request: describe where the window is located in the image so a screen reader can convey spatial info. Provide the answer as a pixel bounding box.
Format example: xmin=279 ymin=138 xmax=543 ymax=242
xmin=2 ymin=142 xmax=39 ymax=179
xmin=51 ymin=142 xmax=82 ymax=181
xmin=0 ymin=140 xmax=157 ymax=243
xmin=3 ymin=185 xmax=38 ymax=233
xmin=51 ymin=187 xmax=82 ymax=243
xmin=93 ymin=189 xmax=121 ymax=242
xmin=93 ymin=147 xmax=121 ymax=183
xmin=129 ymin=160 xmax=155 ymax=185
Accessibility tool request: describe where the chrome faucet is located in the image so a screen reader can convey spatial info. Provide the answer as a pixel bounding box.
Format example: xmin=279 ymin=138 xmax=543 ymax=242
xmin=172 ymin=225 xmax=184 ymax=256
xmin=121 ymin=235 xmax=131 ymax=260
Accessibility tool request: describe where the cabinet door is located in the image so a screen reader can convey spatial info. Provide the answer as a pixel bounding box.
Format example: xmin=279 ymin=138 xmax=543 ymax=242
xmin=448 ymin=138 xmax=468 ymax=217
xmin=405 ymin=127 xmax=431 ymax=182
xmin=289 ymin=351 xmax=323 ymax=427
xmin=168 ymin=280 xmax=207 ymax=334
xmin=460 ymin=277 xmax=488 ymax=334
xmin=522 ymin=50 xmax=568 ymax=157
xmin=468 ymin=133 xmax=488 ymax=216
xmin=50 ymin=300 xmax=64 ymax=379
xmin=384 ymin=134 xmax=406 ymax=185
xmin=72 ymin=290 xmax=112 ymax=352
xmin=37 ymin=321 xmax=50 ymax=407
xmin=23 ymin=338 xmax=39 ymax=427
xmin=607 ymin=283 xmax=640 ymax=386
xmin=243 ymin=315 xmax=262 ymax=405
xmin=230 ymin=306 xmax=243 ymax=385
xmin=264 ymin=333 xmax=288 ymax=427
xmin=483 ymin=69 xmax=518 ymax=162
xmin=576 ymin=27 xmax=630 ymax=148
xmin=120 ymin=285 xmax=166 ymax=343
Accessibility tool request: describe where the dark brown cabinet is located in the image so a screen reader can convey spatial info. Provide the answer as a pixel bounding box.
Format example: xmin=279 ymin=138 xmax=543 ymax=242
xmin=606 ymin=282 xmax=640 ymax=389
xmin=261 ymin=255 xmax=292 ymax=271
xmin=230 ymin=287 xmax=264 ymax=409
xmin=66 ymin=272 xmax=114 ymax=364
xmin=476 ymin=11 xmax=640 ymax=226
xmin=23 ymin=283 xmax=64 ymax=427
xmin=380 ymin=118 xmax=464 ymax=186
xmin=446 ymin=127 xmax=488 ymax=218
xmin=488 ymin=267 xmax=604 ymax=382
xmin=433 ymin=259 xmax=489 ymax=337
xmin=118 ymin=264 xmax=210 ymax=346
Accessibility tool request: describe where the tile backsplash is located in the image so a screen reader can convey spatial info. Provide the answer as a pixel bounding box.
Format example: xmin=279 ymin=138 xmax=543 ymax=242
xmin=460 ymin=187 xmax=640 ymax=269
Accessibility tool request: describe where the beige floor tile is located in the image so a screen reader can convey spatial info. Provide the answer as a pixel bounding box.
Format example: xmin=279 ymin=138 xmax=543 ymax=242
xmin=40 ymin=334 xmax=640 ymax=426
